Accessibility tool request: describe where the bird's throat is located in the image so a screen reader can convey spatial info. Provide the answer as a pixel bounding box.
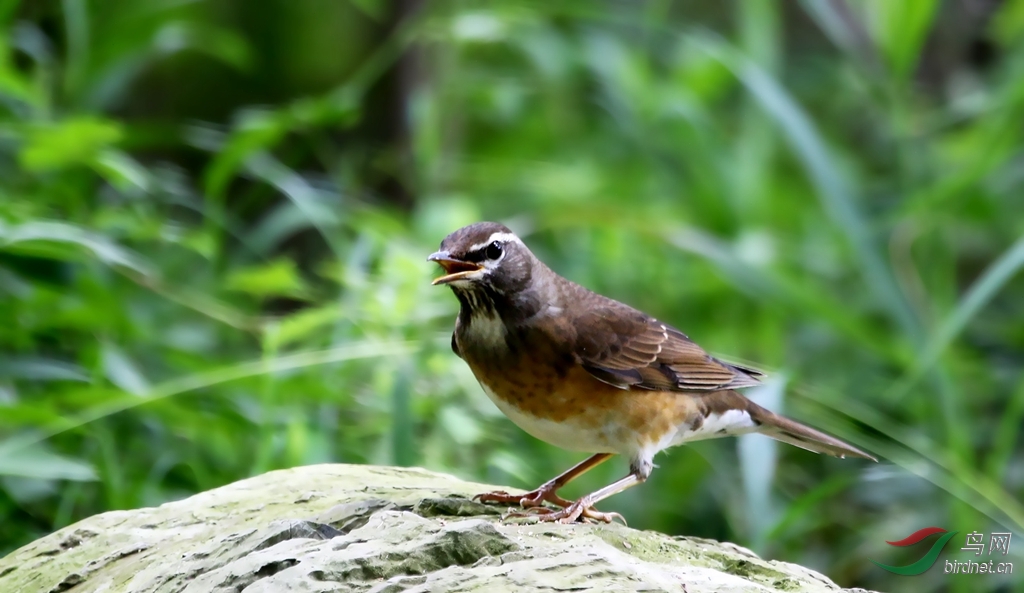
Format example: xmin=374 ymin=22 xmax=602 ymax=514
xmin=452 ymin=284 xmax=500 ymax=319
xmin=453 ymin=284 xmax=514 ymax=354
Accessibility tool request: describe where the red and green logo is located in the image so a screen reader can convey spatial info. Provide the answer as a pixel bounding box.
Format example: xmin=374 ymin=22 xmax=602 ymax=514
xmin=871 ymin=527 xmax=959 ymax=575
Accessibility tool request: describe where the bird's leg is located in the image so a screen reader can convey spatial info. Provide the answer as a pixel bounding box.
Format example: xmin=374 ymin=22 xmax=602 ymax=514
xmin=511 ymin=458 xmax=651 ymax=524
xmin=474 ymin=453 xmax=612 ymax=509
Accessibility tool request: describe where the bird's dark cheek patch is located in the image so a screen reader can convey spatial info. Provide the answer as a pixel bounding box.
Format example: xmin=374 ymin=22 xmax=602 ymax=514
xmin=463 ymin=249 xmax=489 ymax=264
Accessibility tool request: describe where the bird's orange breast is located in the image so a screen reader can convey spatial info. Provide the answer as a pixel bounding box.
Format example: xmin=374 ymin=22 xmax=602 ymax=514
xmin=459 ymin=332 xmax=701 ymax=455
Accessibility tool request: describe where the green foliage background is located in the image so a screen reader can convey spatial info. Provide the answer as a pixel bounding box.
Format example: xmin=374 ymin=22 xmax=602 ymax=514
xmin=1 ymin=1 xmax=1023 ymax=591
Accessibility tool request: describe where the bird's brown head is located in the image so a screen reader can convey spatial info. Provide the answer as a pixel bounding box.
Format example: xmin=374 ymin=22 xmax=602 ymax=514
xmin=428 ymin=222 xmax=536 ymax=299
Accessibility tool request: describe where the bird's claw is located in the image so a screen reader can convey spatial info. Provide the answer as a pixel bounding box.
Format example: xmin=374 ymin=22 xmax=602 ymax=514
xmin=473 ymin=484 xmax=571 ymax=509
xmin=473 ymin=490 xmax=522 ymax=505
xmin=501 ymin=499 xmax=626 ymax=525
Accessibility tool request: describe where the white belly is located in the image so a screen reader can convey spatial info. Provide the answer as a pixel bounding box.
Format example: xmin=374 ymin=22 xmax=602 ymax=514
xmin=671 ymin=409 xmax=758 ymax=445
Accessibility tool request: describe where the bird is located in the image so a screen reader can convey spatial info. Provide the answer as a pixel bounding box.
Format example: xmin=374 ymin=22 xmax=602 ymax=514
xmin=428 ymin=221 xmax=876 ymax=524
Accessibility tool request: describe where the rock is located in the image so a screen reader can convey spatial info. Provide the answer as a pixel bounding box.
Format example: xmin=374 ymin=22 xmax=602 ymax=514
xmin=0 ymin=464 xmax=875 ymax=592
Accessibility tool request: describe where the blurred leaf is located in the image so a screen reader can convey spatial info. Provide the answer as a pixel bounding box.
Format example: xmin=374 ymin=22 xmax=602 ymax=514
xmin=202 ymin=96 xmax=358 ymax=201
xmin=201 ymin=116 xmax=278 ymax=199
xmin=0 ymin=0 xmax=21 ymax=25
xmin=813 ymin=392 xmax=1024 ymax=532
xmin=179 ymin=229 xmax=217 ymax=261
xmin=1 ymin=476 xmax=59 ymax=504
xmin=986 ymin=380 xmax=1024 ymax=480
xmin=245 ymin=201 xmax=323 ymax=257
xmin=61 ymin=0 xmax=89 ymax=97
xmin=264 ymin=306 xmax=342 ymax=352
xmin=391 ymin=365 xmax=415 ymax=467
xmin=0 ymin=253 xmax=73 ymax=287
xmin=18 ymin=117 xmax=123 ymax=172
xmin=764 ymin=473 xmax=857 ymax=541
xmin=690 ymin=33 xmax=920 ymax=341
xmin=0 ymin=357 xmax=89 ymax=382
xmin=0 ymin=438 xmax=97 ymax=481
xmin=0 ymin=32 xmax=35 ymax=103
xmin=991 ymin=0 xmax=1024 ymax=45
xmin=738 ymin=374 xmax=785 ymax=547
xmin=224 ymin=258 xmax=310 ymax=299
xmin=451 ymin=12 xmax=506 ymax=42
xmin=101 ymin=343 xmax=150 ymax=396
xmin=93 ymin=150 xmax=151 ymax=193
xmin=244 ymin=152 xmax=340 ymax=252
xmin=350 ymin=0 xmax=387 ymax=22
xmin=865 ymin=0 xmax=939 ymax=80
xmin=915 ymin=235 xmax=1024 ymax=377
xmin=440 ymin=405 xmax=483 ymax=446
xmin=0 ymin=220 xmax=151 ymax=275
xmin=487 ymin=449 xmax=534 ymax=484
xmin=152 ymin=22 xmax=252 ymax=70
xmin=798 ymin=0 xmax=881 ymax=74
xmin=6 ymin=341 xmax=420 ymax=458
xmin=674 ymin=40 xmax=734 ymax=102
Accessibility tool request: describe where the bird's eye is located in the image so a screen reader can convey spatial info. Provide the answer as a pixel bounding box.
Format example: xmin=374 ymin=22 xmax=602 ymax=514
xmin=485 ymin=241 xmax=503 ymax=260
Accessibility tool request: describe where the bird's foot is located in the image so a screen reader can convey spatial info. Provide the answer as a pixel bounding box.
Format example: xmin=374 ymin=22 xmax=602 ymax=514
xmin=473 ymin=481 xmax=572 ymax=509
xmin=503 ymin=498 xmax=626 ymax=525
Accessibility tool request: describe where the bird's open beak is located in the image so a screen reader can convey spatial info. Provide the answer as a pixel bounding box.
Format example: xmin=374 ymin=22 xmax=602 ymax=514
xmin=428 ymin=251 xmax=483 ymax=285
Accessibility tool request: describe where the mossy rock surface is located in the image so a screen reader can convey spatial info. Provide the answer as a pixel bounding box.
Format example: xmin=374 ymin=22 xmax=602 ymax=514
xmin=0 ymin=464 xmax=877 ymax=592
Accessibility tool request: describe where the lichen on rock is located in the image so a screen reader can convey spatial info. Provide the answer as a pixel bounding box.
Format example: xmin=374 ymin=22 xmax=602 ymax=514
xmin=0 ymin=464 xmax=876 ymax=592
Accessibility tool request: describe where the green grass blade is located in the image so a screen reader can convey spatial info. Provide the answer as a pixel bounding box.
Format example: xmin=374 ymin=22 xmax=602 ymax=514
xmin=796 ymin=389 xmax=1024 ymax=532
xmin=0 ymin=341 xmax=420 ymax=458
xmin=688 ymin=32 xmax=921 ymax=342
xmin=0 ymin=437 xmax=97 ymax=481
xmin=916 ymin=235 xmax=1024 ymax=377
xmin=986 ymin=380 xmax=1024 ymax=481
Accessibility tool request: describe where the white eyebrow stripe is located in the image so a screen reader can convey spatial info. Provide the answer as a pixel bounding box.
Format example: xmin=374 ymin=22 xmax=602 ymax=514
xmin=467 ymin=232 xmax=522 ymax=252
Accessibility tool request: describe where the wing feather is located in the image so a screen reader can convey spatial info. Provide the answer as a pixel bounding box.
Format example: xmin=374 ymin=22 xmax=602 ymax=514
xmin=572 ymin=299 xmax=763 ymax=392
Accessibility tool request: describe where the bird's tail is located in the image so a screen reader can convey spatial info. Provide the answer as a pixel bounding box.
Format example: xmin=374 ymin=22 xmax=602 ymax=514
xmin=748 ymin=404 xmax=877 ymax=461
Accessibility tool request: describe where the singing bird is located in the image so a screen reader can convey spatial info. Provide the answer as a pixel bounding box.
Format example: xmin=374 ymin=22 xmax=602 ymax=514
xmin=429 ymin=222 xmax=875 ymax=523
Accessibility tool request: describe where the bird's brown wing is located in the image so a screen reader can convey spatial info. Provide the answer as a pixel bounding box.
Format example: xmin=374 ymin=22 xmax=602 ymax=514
xmin=572 ymin=301 xmax=763 ymax=391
